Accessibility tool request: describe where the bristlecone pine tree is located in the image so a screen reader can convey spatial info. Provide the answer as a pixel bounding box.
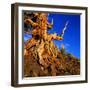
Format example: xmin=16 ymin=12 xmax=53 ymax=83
xmin=24 ymin=12 xmax=80 ymax=77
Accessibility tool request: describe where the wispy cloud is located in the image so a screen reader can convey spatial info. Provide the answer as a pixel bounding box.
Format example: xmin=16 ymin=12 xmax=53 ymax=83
xmin=64 ymin=43 xmax=70 ymax=52
xmin=60 ymin=43 xmax=70 ymax=52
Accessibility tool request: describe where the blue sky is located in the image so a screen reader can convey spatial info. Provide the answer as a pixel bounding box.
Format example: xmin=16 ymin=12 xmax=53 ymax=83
xmin=24 ymin=13 xmax=80 ymax=58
